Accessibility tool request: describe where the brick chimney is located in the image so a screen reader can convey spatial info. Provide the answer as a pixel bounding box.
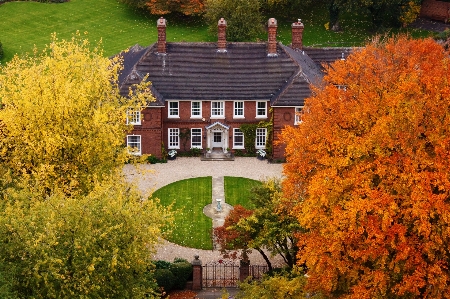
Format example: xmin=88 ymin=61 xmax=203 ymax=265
xmin=217 ymin=18 xmax=227 ymax=52
xmin=267 ymin=18 xmax=278 ymax=57
xmin=291 ymin=19 xmax=304 ymax=50
xmin=157 ymin=17 xmax=166 ymax=54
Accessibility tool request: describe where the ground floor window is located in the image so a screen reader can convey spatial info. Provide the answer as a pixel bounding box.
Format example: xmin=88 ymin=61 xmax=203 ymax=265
xmin=127 ymin=135 xmax=141 ymax=155
xmin=191 ymin=128 xmax=202 ymax=148
xmin=233 ymin=128 xmax=244 ymax=149
xmin=255 ymin=128 xmax=266 ymax=149
xmin=168 ymin=128 xmax=180 ymax=149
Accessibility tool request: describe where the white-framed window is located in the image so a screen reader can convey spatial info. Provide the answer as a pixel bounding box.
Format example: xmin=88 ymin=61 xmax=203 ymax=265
xmin=168 ymin=101 xmax=179 ymax=118
xmin=191 ymin=101 xmax=202 ymax=118
xmin=211 ymin=101 xmax=224 ymax=118
xmin=234 ymin=101 xmax=244 ymax=118
xmin=127 ymin=135 xmax=141 ymax=155
xmin=294 ymin=106 xmax=303 ymax=125
xmin=168 ymin=128 xmax=180 ymax=149
xmin=256 ymin=101 xmax=267 ymax=118
xmin=255 ymin=128 xmax=267 ymax=149
xmin=233 ymin=128 xmax=244 ymax=149
xmin=126 ymin=109 xmax=141 ymax=125
xmin=191 ymin=128 xmax=202 ymax=148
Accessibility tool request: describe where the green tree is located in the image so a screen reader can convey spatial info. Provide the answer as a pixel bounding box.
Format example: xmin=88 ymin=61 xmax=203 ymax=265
xmin=215 ymin=179 xmax=302 ymax=270
xmin=0 ymin=178 xmax=172 ymax=298
xmin=237 ymin=267 xmax=318 ymax=299
xmin=204 ymin=0 xmax=263 ymax=42
xmin=0 ymin=33 xmax=152 ymax=197
xmin=281 ymin=36 xmax=450 ymax=298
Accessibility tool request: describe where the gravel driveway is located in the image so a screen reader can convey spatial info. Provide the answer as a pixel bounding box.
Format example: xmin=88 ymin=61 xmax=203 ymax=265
xmin=123 ymin=157 xmax=285 ymax=266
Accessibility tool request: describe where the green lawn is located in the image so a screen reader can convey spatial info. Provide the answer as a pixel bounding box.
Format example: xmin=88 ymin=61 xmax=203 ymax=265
xmin=0 ymin=0 xmax=211 ymax=63
xmin=0 ymin=0 xmax=433 ymax=64
xmin=152 ymin=177 xmax=213 ymax=250
xmin=152 ymin=176 xmax=261 ymax=250
xmin=224 ymin=176 xmax=261 ymax=209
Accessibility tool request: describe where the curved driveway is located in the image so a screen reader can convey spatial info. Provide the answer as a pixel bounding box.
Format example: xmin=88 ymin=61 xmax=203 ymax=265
xmin=123 ymin=157 xmax=285 ymax=265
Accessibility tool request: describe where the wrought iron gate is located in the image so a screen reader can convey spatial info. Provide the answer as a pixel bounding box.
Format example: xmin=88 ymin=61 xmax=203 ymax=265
xmin=202 ymin=260 xmax=268 ymax=288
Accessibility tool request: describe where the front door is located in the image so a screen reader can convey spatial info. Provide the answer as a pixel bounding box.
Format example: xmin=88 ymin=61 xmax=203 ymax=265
xmin=212 ymin=131 xmax=222 ymax=148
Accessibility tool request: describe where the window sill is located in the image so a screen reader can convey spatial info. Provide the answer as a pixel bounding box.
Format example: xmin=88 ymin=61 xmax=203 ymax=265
xmin=168 ymin=116 xmax=180 ymax=119
xmin=233 ymin=116 xmax=245 ymax=119
xmin=255 ymin=116 xmax=267 ymax=119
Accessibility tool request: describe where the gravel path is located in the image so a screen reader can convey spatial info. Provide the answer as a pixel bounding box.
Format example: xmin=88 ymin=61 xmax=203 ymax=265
xmin=123 ymin=157 xmax=285 ymax=266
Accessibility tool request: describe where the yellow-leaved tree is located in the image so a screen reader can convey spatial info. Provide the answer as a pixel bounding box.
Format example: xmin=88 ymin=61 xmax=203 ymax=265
xmin=0 ymin=33 xmax=152 ymax=196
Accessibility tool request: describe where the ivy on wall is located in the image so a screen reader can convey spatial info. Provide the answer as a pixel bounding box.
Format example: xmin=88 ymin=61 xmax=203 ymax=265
xmin=240 ymin=120 xmax=272 ymax=156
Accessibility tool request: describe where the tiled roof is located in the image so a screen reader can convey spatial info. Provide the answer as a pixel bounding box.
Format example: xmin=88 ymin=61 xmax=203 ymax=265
xmin=118 ymin=43 xmax=353 ymax=107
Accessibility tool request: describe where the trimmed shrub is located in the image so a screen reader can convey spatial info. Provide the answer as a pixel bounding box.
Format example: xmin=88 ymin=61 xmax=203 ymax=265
xmin=154 ymin=260 xmax=172 ymax=269
xmin=170 ymin=261 xmax=193 ymax=289
xmin=154 ymin=269 xmax=175 ymax=293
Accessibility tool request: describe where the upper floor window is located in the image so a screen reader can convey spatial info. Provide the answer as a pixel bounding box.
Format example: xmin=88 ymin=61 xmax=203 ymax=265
xmin=168 ymin=101 xmax=179 ymax=118
xmin=233 ymin=128 xmax=244 ymax=149
xmin=191 ymin=101 xmax=202 ymax=118
xmin=126 ymin=109 xmax=141 ymax=125
xmin=256 ymin=101 xmax=267 ymax=118
xmin=234 ymin=101 xmax=244 ymax=118
xmin=168 ymin=128 xmax=180 ymax=149
xmin=294 ymin=106 xmax=303 ymax=125
xmin=211 ymin=101 xmax=224 ymax=118
xmin=191 ymin=128 xmax=202 ymax=148
xmin=255 ymin=128 xmax=267 ymax=149
xmin=127 ymin=135 xmax=141 ymax=155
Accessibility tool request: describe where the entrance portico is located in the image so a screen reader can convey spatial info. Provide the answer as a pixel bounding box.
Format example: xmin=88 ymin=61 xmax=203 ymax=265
xmin=205 ymin=122 xmax=229 ymax=152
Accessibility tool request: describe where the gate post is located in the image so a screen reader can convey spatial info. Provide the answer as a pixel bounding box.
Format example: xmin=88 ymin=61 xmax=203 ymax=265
xmin=239 ymin=259 xmax=250 ymax=282
xmin=192 ymin=255 xmax=202 ymax=290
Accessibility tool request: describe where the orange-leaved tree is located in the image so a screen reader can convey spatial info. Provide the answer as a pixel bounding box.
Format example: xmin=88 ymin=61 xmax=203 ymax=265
xmin=281 ymin=35 xmax=450 ymax=298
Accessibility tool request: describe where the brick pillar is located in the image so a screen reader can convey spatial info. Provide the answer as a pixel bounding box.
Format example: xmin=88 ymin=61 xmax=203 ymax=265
xmin=157 ymin=17 xmax=166 ymax=54
xmin=239 ymin=260 xmax=250 ymax=282
xmin=217 ymin=18 xmax=227 ymax=52
xmin=291 ymin=19 xmax=304 ymax=50
xmin=267 ymin=18 xmax=278 ymax=56
xmin=191 ymin=255 xmax=202 ymax=290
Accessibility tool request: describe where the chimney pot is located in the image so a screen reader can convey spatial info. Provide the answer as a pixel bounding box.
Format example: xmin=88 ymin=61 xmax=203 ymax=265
xmin=217 ymin=18 xmax=227 ymax=52
xmin=157 ymin=17 xmax=167 ymax=54
xmin=267 ymin=18 xmax=278 ymax=57
xmin=291 ymin=19 xmax=304 ymax=51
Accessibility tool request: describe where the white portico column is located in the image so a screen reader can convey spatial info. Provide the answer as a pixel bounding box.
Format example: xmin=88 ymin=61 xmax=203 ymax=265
xmin=223 ymin=130 xmax=229 ymax=152
xmin=206 ymin=129 xmax=211 ymax=150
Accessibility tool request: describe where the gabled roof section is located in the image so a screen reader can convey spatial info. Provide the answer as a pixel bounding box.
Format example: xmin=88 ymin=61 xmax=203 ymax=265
xmin=206 ymin=122 xmax=230 ymax=130
xmin=118 ymin=44 xmax=164 ymax=107
xmin=303 ymin=47 xmax=353 ymax=69
xmin=271 ymin=45 xmax=324 ymax=107
xmin=133 ymin=42 xmax=299 ymax=102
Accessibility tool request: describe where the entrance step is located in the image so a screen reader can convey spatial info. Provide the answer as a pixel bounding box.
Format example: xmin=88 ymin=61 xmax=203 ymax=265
xmin=201 ymin=150 xmax=234 ymax=161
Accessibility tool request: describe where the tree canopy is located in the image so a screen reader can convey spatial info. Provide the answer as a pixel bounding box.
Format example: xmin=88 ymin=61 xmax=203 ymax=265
xmin=0 ymin=33 xmax=152 ymax=197
xmin=281 ymin=36 xmax=450 ymax=298
xmin=0 ymin=34 xmax=170 ymax=298
xmin=214 ymin=179 xmax=301 ymax=270
xmin=0 ymin=179 xmax=171 ymax=298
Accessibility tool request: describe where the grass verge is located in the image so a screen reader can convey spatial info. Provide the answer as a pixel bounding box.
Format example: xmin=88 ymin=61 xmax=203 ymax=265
xmin=152 ymin=176 xmax=213 ymax=250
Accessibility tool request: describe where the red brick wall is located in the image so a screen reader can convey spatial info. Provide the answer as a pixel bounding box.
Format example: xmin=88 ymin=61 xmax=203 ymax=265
xmin=129 ymin=107 xmax=163 ymax=158
xmin=161 ymin=100 xmax=270 ymax=153
xmin=272 ymin=107 xmax=297 ymax=160
xmin=420 ymin=0 xmax=450 ymax=21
